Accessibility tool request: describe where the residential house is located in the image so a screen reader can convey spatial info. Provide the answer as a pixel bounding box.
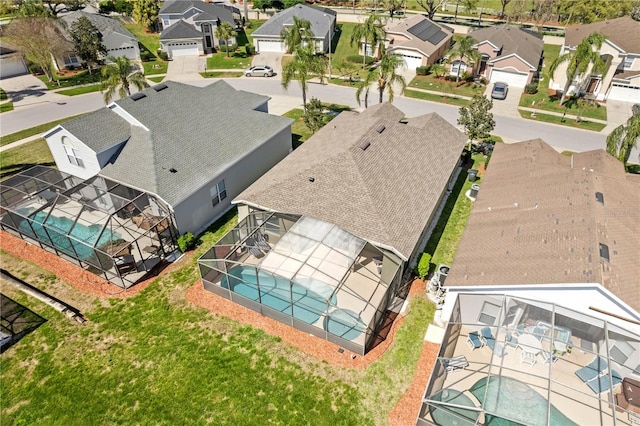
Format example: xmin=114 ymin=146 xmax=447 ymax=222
xmin=551 ymin=16 xmax=640 ymax=102
xmin=0 ymin=43 xmax=28 ymax=79
xmin=158 ymin=0 xmax=239 ymax=57
xmin=464 ymin=24 xmax=544 ymax=87
xmin=251 ymin=4 xmax=336 ymax=53
xmin=384 ymin=15 xmax=453 ymax=70
xmin=197 ymin=103 xmax=468 ymax=355
xmin=57 ymin=11 xmax=141 ymax=70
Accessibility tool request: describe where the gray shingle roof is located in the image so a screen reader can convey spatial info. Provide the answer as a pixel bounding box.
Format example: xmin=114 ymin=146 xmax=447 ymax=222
xmin=235 ymin=103 xmax=467 ymax=260
xmin=160 ymin=20 xmax=202 ymax=40
xmin=159 ymin=0 xmax=235 ymax=23
xmin=59 ymin=10 xmax=136 ymax=40
xmin=565 ymin=16 xmax=640 ymax=54
xmin=252 ymin=4 xmax=336 ymax=38
xmin=60 ymin=109 xmax=131 ymax=153
xmin=61 ymin=81 xmax=292 ymax=207
xmin=446 ymin=139 xmax=640 ymax=312
xmin=469 ymin=24 xmax=543 ymax=69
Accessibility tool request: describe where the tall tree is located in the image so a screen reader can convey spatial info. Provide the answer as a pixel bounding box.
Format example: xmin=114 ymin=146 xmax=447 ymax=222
xmin=382 ymin=0 xmax=404 ymax=18
xmin=280 ymin=16 xmax=313 ymax=54
xmin=529 ymin=0 xmax=558 ymax=31
xmin=15 ymin=0 xmax=51 ymax=17
xmin=498 ymin=0 xmax=511 ymax=18
xmin=304 ymin=98 xmax=328 ymax=134
xmin=69 ymin=17 xmax=107 ymax=75
xmin=457 ymin=95 xmax=495 ymax=147
xmin=132 ymin=0 xmax=159 ymax=31
xmin=281 ymin=46 xmax=326 ymax=113
xmin=101 ymin=55 xmax=149 ymax=103
xmin=461 ymin=0 xmax=477 ymax=14
xmin=415 ymin=0 xmax=446 ymax=19
xmin=447 ymin=35 xmax=479 ymax=82
xmin=606 ymin=114 xmax=640 ymax=164
xmin=5 ymin=16 xmax=65 ymax=81
xmin=350 ymin=14 xmax=385 ymax=69
xmin=549 ymin=32 xmax=607 ymax=105
xmin=557 ymin=0 xmax=634 ymax=24
xmin=357 ymin=47 xmax=406 ymax=105
xmin=632 ymin=0 xmax=640 ymax=21
xmin=215 ymin=21 xmax=237 ymax=57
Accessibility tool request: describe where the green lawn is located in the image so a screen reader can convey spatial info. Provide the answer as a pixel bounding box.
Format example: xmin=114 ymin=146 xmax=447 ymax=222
xmin=39 ymin=70 xmax=103 ymax=90
xmin=0 ymin=114 xmax=85 ymax=147
xmin=409 ymin=75 xmax=486 ymax=98
xmin=206 ymin=52 xmax=252 ymax=70
xmin=122 ymin=20 xmax=160 ymax=55
xmin=0 ymin=87 xmax=7 ymax=100
xmin=518 ymin=110 xmax=606 ymax=132
xmin=200 ymin=71 xmax=244 ymax=78
xmin=404 ymin=89 xmax=471 ymax=106
xmin=0 ymin=102 xmax=14 ymax=113
xmin=331 ymin=23 xmax=360 ymax=74
xmin=147 ymin=76 xmax=165 ymax=83
xmin=283 ymin=104 xmax=349 ymax=149
xmin=56 ymin=84 xmax=102 ymax=96
xmin=237 ymin=20 xmax=265 ymax=46
xmin=143 ymin=60 xmax=168 ymax=75
xmin=0 ymin=138 xmax=55 ymax=180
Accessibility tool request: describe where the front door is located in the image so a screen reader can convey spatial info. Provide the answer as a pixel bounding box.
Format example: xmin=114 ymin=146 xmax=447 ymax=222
xmin=202 ymin=23 xmax=213 ymax=53
xmin=587 ymin=78 xmax=599 ymax=94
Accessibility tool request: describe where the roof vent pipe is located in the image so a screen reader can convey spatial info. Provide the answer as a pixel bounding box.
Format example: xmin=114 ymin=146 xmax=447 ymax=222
xmin=309 ymin=177 xmax=315 ymax=182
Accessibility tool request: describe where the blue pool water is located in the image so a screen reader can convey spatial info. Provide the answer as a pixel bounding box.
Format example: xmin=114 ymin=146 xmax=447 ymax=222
xmin=19 ymin=211 xmax=121 ymax=261
xmin=221 ymin=266 xmax=339 ymax=327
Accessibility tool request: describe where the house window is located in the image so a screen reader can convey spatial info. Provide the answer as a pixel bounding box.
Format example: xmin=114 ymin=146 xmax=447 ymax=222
xmin=599 ymin=243 xmax=610 ymax=261
xmin=478 ymin=301 xmax=501 ymax=325
xmin=163 ymin=19 xmax=170 ymax=27
xmin=210 ymin=180 xmax=227 ymax=207
xmin=450 ymin=60 xmax=466 ymax=75
xmin=63 ymin=52 xmax=79 ymax=66
xmin=61 ymin=137 xmax=84 ymax=168
xmin=623 ymin=56 xmax=634 ymax=70
xmin=610 ymin=340 xmax=634 ymax=365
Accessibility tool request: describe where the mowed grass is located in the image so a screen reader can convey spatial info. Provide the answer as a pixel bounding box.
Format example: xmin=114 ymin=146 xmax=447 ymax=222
xmin=0 ymin=138 xmax=55 ymax=180
xmin=404 ymin=89 xmax=471 ymax=106
xmin=147 ymin=76 xmax=164 ymax=83
xmin=409 ymin=74 xmax=486 ymax=98
xmin=56 ymin=84 xmax=102 ymax=96
xmin=122 ymin=20 xmax=160 ymax=54
xmin=0 ymin=114 xmax=85 ymax=146
xmin=331 ymin=23 xmax=360 ymax=73
xmin=518 ymin=110 xmax=606 ymax=131
xmin=0 ymin=102 xmax=14 ymax=113
xmin=206 ymin=52 xmax=252 ymax=70
xmin=200 ymin=71 xmax=244 ymax=78
xmin=143 ymin=61 xmax=168 ymax=75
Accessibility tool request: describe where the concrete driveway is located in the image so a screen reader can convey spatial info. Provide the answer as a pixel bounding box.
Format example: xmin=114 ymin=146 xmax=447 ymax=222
xmin=0 ymin=74 xmax=52 ymax=105
xmin=251 ymin=52 xmax=284 ymax=77
xmin=165 ymin=56 xmax=204 ymax=82
xmin=485 ymin=84 xmax=524 ymax=119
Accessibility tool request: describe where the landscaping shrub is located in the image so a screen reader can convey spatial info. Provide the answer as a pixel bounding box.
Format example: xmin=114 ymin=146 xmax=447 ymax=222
xmin=444 ymin=75 xmax=457 ymax=82
xmin=416 ymin=253 xmax=432 ymax=279
xmin=416 ymin=65 xmax=430 ymax=76
xmin=177 ymin=232 xmax=196 ymax=253
xmin=524 ymin=83 xmax=538 ymax=94
xmin=114 ymin=0 xmax=133 ymax=15
xmin=479 ymin=77 xmax=487 ymax=85
xmin=98 ymin=0 xmax=115 ymax=14
xmin=140 ymin=51 xmax=155 ymax=62
xmin=461 ymin=71 xmax=474 ymax=82
xmin=157 ymin=51 xmax=169 ymax=61
xmin=245 ymin=43 xmax=255 ymax=55
xmin=346 ymin=54 xmax=375 ymax=65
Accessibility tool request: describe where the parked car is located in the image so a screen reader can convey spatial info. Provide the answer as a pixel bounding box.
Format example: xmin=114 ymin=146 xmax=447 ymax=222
xmin=632 ymin=103 xmax=640 ymax=115
xmin=244 ymin=65 xmax=274 ymax=77
xmin=491 ymin=82 xmax=508 ymax=100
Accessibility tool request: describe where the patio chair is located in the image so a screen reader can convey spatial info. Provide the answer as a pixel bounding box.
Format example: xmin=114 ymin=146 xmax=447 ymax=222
xmin=255 ymin=233 xmax=271 ymax=253
xmin=439 ymin=355 xmax=469 ymax=373
xmin=587 ymin=370 xmax=623 ymax=394
xmin=467 ymin=331 xmax=482 ymax=349
xmin=575 ymin=356 xmax=608 ymax=383
xmin=540 ymin=350 xmax=558 ymax=364
xmin=480 ymin=327 xmax=496 ymax=350
xmin=245 ymin=237 xmax=264 ymax=259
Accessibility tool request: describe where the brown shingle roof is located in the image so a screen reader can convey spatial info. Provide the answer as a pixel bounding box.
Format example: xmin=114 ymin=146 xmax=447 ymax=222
xmin=564 ymin=16 xmax=640 ymax=53
xmin=469 ymin=24 xmax=543 ymax=69
xmin=446 ymin=140 xmax=640 ymax=312
xmin=234 ymin=103 xmax=467 ymax=260
xmin=385 ymin=16 xmax=453 ymax=57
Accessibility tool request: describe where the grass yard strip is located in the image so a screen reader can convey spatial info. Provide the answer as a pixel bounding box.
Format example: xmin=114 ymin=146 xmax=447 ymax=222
xmin=0 ymin=102 xmax=14 ymax=113
xmin=404 ymin=89 xmax=471 ymax=107
xmin=0 ymin=138 xmax=55 ymax=180
xmin=147 ymin=76 xmax=165 ymax=83
xmin=518 ymin=110 xmax=606 ymax=131
xmin=200 ymin=71 xmax=244 ymax=78
xmin=238 ymin=19 xmax=265 ymax=45
xmin=143 ymin=60 xmax=168 ymax=75
xmin=1 ymin=114 xmax=85 ymax=147
xmin=56 ymin=84 xmax=102 ymax=96
xmin=331 ymin=23 xmax=360 ymax=71
xmin=409 ymin=75 xmax=485 ymax=98
xmin=39 ymin=70 xmax=103 ymax=90
xmin=206 ymin=52 xmax=252 ymax=70
xmin=0 ymin=87 xmax=7 ymax=100
xmin=122 ymin=20 xmax=160 ymax=54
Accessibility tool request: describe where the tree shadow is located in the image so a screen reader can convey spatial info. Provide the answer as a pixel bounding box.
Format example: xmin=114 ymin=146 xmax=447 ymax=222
xmin=292 ymin=134 xmax=303 ymax=150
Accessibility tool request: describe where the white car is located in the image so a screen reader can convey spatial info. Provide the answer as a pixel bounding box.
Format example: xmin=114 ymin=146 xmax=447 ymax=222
xmin=244 ymin=65 xmax=274 ymax=77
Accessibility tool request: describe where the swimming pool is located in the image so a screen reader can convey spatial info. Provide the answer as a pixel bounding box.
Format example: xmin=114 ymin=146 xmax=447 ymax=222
xmin=221 ymin=265 xmax=360 ymax=333
xmin=470 ymin=376 xmax=577 ymax=426
xmin=19 ymin=211 xmax=120 ymax=261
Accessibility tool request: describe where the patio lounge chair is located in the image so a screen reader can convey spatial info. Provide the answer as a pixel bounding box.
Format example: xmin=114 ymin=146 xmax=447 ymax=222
xmin=439 ymin=355 xmax=469 ymax=373
xmin=587 ymin=370 xmax=622 ymax=394
xmin=480 ymin=327 xmax=496 ymax=350
xmin=576 ymin=356 xmax=608 ymax=383
xmin=255 ymin=233 xmax=271 ymax=253
xmin=467 ymin=331 xmax=482 ymax=349
xmin=245 ymin=237 xmax=265 ymax=259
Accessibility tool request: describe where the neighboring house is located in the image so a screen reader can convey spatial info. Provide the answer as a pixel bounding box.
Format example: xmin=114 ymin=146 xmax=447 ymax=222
xmin=158 ymin=0 xmax=239 ymax=57
xmin=464 ymin=24 xmax=544 ymax=87
xmin=251 ymin=4 xmax=336 ymax=53
xmin=551 ymin=16 xmax=640 ymax=102
xmin=56 ymin=11 xmax=141 ymax=70
xmin=43 ymin=80 xmax=293 ymax=236
xmin=384 ymin=15 xmax=453 ymax=70
xmin=0 ymin=44 xmax=28 ymax=79
xmin=197 ymin=103 xmax=467 ymax=355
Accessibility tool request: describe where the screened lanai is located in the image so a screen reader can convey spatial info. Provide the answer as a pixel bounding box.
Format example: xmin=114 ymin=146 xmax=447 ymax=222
xmin=198 ymin=211 xmax=404 ymax=355
xmin=0 ymin=166 xmax=178 ymax=289
xmin=418 ymin=294 xmax=640 ymax=426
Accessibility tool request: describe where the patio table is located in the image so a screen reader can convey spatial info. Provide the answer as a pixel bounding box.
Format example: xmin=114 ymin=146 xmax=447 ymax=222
xmin=518 ymin=333 xmax=542 ymax=355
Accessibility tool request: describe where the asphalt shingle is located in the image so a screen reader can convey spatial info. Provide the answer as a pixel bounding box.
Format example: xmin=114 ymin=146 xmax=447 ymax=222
xmin=252 ymin=4 xmax=336 ymax=39
xmin=469 ymin=25 xmax=543 ymax=69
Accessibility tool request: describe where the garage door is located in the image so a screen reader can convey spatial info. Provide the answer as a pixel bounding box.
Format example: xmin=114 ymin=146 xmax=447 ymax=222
xmin=257 ymin=39 xmax=285 ymax=53
xmin=489 ymin=69 xmax=529 ymax=88
xmin=0 ymin=57 xmax=28 ymax=79
xmin=169 ymin=43 xmax=199 ymax=57
xmin=394 ymin=50 xmax=423 ymax=71
xmin=607 ymin=84 xmax=640 ymax=102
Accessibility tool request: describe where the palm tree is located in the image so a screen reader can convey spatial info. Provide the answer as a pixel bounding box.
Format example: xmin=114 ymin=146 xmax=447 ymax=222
xmin=356 ymin=47 xmax=406 ymax=106
xmin=215 ymin=21 xmax=237 ymax=57
xmin=101 ymin=55 xmax=149 ymax=103
xmin=606 ymin=114 xmax=640 ymax=164
xmin=549 ymin=32 xmax=607 ymax=105
xmin=447 ymin=35 xmax=479 ymax=83
xmin=280 ymin=17 xmax=313 ymax=54
xmin=350 ymin=14 xmax=385 ymax=69
xmin=281 ymin=46 xmax=326 ymax=113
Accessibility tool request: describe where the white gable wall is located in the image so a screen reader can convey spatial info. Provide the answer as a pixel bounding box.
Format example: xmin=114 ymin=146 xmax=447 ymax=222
xmin=45 ymin=128 xmax=101 ymax=180
xmin=104 ymin=33 xmax=141 ymax=61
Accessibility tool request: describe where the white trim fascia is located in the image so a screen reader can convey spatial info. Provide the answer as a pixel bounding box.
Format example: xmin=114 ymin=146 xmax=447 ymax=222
xmin=487 ymin=52 xmax=536 ymax=70
xmin=106 ymin=103 xmax=149 ymax=131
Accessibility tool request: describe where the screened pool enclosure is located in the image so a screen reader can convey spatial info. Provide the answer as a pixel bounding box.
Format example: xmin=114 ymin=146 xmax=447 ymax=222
xmin=198 ymin=211 xmax=404 ymax=355
xmin=0 ymin=166 xmax=178 ymax=289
